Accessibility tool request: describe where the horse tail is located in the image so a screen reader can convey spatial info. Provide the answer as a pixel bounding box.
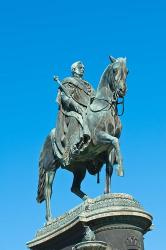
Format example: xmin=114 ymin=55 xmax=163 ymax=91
xmin=36 ymin=157 xmax=46 ymax=203
xmin=36 ymin=132 xmax=57 ymax=203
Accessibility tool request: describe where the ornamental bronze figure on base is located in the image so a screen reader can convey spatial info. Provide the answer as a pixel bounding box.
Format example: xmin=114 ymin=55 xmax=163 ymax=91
xmin=37 ymin=56 xmax=128 ymax=222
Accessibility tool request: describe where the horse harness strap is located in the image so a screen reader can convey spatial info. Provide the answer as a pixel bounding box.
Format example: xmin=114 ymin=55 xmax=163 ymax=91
xmin=117 ymin=97 xmax=125 ymax=116
xmin=90 ymin=97 xmax=116 ymax=112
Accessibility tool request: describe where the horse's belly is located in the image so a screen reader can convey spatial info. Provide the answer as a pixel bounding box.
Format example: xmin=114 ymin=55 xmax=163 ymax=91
xmin=74 ymin=142 xmax=110 ymax=162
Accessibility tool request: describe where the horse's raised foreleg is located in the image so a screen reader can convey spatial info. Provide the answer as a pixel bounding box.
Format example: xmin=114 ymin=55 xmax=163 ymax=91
xmin=96 ymin=131 xmax=124 ymax=177
xmin=45 ymin=170 xmax=55 ymax=222
xmin=71 ymin=168 xmax=89 ymax=201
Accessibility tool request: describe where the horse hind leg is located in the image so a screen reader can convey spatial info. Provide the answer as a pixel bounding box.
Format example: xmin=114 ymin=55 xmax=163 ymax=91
xmin=71 ymin=167 xmax=89 ymax=201
xmin=45 ymin=170 xmax=55 ymax=222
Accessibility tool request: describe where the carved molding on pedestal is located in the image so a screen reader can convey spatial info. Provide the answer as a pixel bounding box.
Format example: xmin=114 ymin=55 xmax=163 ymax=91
xmin=27 ymin=193 xmax=153 ymax=250
xmin=72 ymin=241 xmax=108 ymax=250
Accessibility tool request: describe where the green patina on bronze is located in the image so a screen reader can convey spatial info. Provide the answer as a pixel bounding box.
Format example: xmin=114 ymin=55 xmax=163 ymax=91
xmin=37 ymin=56 xmax=128 ymax=222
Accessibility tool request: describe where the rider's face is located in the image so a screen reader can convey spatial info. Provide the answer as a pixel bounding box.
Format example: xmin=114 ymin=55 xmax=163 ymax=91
xmin=74 ymin=64 xmax=85 ymax=77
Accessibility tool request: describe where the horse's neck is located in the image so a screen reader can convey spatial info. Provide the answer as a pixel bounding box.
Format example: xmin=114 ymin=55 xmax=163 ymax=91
xmin=95 ymin=67 xmax=114 ymax=101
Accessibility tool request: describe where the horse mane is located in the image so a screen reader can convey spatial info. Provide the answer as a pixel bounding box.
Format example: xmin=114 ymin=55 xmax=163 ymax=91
xmin=96 ymin=64 xmax=113 ymax=100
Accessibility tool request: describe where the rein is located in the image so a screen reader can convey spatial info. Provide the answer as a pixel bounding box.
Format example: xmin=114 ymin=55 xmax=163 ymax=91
xmin=90 ymin=62 xmax=126 ymax=115
xmin=117 ymin=97 xmax=125 ymax=116
xmin=90 ymin=95 xmax=125 ymax=116
xmin=90 ymin=97 xmax=116 ymax=112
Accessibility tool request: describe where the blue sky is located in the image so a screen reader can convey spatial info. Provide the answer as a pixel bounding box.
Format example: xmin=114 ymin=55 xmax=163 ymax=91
xmin=0 ymin=0 xmax=165 ymax=249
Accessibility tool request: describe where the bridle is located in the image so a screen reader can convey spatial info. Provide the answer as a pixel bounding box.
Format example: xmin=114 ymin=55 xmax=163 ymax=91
xmin=110 ymin=63 xmax=126 ymax=116
xmin=90 ymin=82 xmax=125 ymax=116
xmin=117 ymin=97 xmax=125 ymax=116
xmin=90 ymin=61 xmax=126 ymax=116
xmin=90 ymin=95 xmax=125 ymax=116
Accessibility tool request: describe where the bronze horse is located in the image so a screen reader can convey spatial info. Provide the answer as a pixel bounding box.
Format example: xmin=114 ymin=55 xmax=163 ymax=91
xmin=37 ymin=56 xmax=128 ymax=222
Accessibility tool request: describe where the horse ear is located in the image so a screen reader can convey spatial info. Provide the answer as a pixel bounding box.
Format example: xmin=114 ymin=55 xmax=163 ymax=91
xmin=109 ymin=56 xmax=116 ymax=63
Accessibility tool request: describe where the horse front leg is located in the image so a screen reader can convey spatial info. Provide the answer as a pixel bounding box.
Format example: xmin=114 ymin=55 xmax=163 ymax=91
xmin=45 ymin=170 xmax=55 ymax=223
xmin=97 ymin=131 xmax=124 ymax=177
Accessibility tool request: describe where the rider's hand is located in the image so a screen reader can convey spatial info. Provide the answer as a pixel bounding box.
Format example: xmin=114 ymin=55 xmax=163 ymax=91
xmin=76 ymin=106 xmax=83 ymax=114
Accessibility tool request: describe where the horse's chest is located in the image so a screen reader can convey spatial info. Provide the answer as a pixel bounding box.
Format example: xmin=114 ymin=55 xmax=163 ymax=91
xmin=104 ymin=113 xmax=122 ymax=136
xmin=114 ymin=115 xmax=122 ymax=137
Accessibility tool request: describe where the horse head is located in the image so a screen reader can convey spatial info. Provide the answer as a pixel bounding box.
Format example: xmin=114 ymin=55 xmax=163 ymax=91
xmin=96 ymin=56 xmax=128 ymax=102
xmin=109 ymin=56 xmax=128 ymax=98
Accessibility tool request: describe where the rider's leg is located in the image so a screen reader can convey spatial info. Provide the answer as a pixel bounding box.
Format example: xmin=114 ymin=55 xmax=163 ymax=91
xmin=63 ymin=117 xmax=81 ymax=165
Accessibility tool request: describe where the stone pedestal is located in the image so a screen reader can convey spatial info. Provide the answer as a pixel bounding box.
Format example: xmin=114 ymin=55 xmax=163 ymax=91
xmin=27 ymin=193 xmax=153 ymax=250
xmin=73 ymin=241 xmax=107 ymax=250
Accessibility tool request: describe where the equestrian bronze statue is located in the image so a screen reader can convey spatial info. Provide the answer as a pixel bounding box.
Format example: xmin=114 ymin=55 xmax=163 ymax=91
xmin=37 ymin=56 xmax=128 ymax=222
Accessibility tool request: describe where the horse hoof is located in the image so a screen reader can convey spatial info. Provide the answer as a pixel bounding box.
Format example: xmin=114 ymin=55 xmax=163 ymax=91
xmin=82 ymin=195 xmax=89 ymax=201
xmin=45 ymin=217 xmax=53 ymax=225
xmin=116 ymin=165 xmax=124 ymax=177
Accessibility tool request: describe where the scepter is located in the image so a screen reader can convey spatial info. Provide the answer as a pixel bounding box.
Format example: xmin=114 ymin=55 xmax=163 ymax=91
xmin=53 ymin=75 xmax=84 ymax=116
xmin=53 ymin=75 xmax=71 ymax=98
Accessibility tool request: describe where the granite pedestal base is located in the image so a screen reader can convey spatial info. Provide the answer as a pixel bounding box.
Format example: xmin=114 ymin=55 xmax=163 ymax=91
xmin=27 ymin=193 xmax=153 ymax=250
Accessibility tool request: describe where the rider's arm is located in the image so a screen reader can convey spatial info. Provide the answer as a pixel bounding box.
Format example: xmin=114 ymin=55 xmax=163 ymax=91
xmin=60 ymin=83 xmax=83 ymax=114
xmin=91 ymin=84 xmax=96 ymax=97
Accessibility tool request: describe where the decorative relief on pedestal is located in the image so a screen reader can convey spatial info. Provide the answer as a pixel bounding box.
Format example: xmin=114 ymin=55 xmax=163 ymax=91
xmin=126 ymin=235 xmax=141 ymax=249
xmin=72 ymin=241 xmax=108 ymax=250
xmin=95 ymin=224 xmax=144 ymax=234
xmin=34 ymin=193 xmax=152 ymax=239
xmin=83 ymin=226 xmax=96 ymax=241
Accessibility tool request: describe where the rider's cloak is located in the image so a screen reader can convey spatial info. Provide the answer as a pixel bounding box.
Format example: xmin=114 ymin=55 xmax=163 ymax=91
xmin=53 ymin=76 xmax=95 ymax=166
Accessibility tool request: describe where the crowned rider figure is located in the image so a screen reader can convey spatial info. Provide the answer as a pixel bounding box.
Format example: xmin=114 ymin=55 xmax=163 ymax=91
xmin=54 ymin=61 xmax=95 ymax=166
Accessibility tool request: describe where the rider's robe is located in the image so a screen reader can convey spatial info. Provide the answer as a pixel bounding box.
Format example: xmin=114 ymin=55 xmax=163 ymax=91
xmin=53 ymin=76 xmax=95 ymax=166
